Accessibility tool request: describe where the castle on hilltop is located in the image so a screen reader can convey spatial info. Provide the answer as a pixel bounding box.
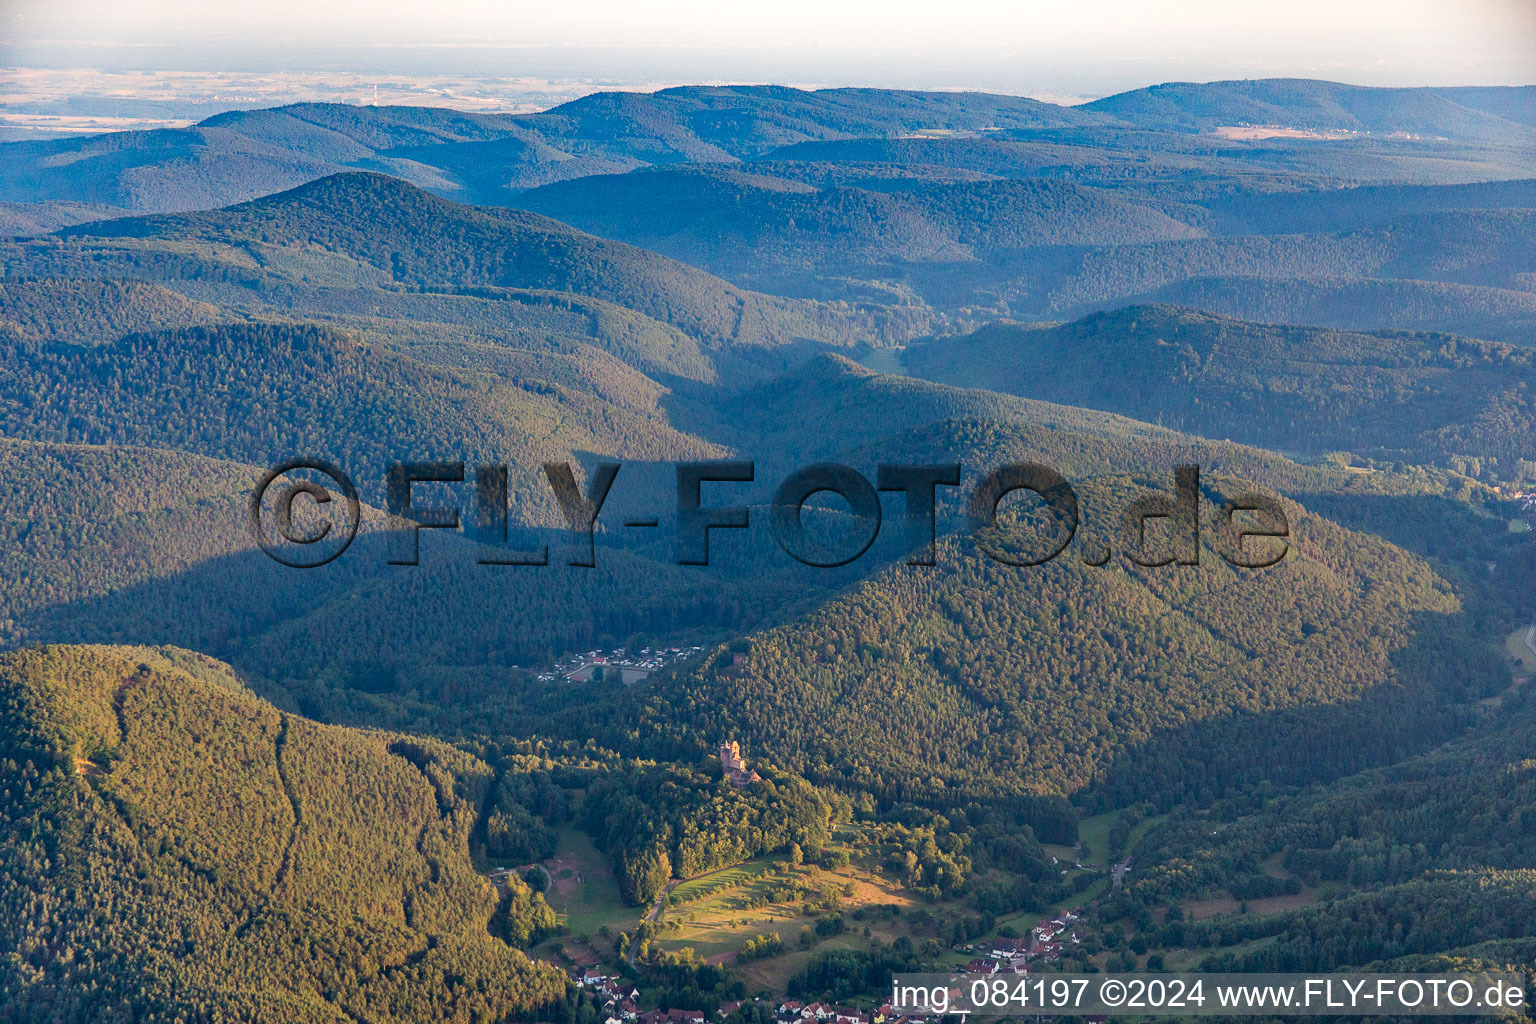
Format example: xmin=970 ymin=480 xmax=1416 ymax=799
xmin=719 ymin=741 xmax=761 ymax=787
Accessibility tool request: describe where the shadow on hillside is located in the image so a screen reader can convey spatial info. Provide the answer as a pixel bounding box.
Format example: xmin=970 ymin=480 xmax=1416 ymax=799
xmin=1073 ymin=487 xmax=1536 ymax=813
xmin=17 ymin=485 xmax=1525 ymax=818
xmin=1078 ymin=625 xmax=1496 ymax=815
xmin=1294 ymin=489 xmax=1536 ymax=614
xmin=12 ymin=497 xmax=916 ymax=730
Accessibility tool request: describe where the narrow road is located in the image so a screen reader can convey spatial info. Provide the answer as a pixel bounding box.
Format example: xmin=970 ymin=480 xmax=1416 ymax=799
xmin=516 ymin=862 xmax=555 ymax=891
xmin=627 ymin=883 xmax=672 ymax=966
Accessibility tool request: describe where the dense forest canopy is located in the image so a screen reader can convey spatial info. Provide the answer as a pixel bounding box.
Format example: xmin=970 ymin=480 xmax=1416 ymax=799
xmin=0 ymin=645 xmax=567 ymax=1022
xmin=902 ymin=305 xmax=1536 ymax=476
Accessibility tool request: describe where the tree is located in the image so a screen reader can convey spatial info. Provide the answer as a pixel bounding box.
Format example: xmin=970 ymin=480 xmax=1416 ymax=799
xmin=621 ymin=848 xmax=673 ymax=906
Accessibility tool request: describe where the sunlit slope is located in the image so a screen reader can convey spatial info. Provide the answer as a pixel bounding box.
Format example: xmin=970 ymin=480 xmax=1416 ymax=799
xmin=0 ymin=644 xmax=567 ymax=1022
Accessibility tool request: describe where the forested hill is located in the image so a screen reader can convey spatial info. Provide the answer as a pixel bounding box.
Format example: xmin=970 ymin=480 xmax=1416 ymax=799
xmin=1117 ymin=693 xmax=1536 ymax=976
xmin=507 ymin=85 xmax=1109 ymax=163
xmin=41 ymin=171 xmax=911 ymax=350
xmin=1128 ymin=688 xmax=1536 ymax=908
xmin=0 ymin=276 xmax=221 ymax=345
xmin=902 ymin=305 xmax=1536 ymax=473
xmin=0 ymin=439 xmax=299 ymax=652
xmin=5 ymin=81 xmax=1536 ymax=215
xmin=0 ymin=644 xmax=568 ymax=1022
xmin=0 ymin=200 xmax=123 ymax=238
xmin=0 ymin=319 xmax=723 ymax=510
xmin=594 ymin=469 xmax=1505 ymax=807
xmin=0 ymin=436 xmax=844 ymax=735
xmin=1081 ymin=80 xmax=1536 ymax=145
xmin=517 ymin=175 xmax=1536 ymax=336
xmin=0 ymin=86 xmax=1109 ymax=212
xmin=514 ymin=166 xmax=1206 ymax=277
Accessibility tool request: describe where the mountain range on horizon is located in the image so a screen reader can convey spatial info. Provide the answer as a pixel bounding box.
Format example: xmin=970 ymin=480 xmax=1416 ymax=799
xmin=1 ymin=78 xmax=1534 ymax=215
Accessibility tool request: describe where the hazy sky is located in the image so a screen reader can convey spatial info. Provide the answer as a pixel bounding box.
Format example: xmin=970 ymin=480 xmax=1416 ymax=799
xmin=3 ymin=0 xmax=1535 ymax=95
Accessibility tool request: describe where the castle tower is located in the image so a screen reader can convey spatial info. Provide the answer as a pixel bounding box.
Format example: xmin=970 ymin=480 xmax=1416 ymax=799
xmin=719 ymin=741 xmax=743 ymax=771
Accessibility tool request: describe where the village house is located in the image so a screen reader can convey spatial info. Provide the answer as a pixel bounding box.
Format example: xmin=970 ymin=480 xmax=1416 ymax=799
xmin=638 ymin=1009 xmax=706 ymax=1024
xmin=599 ymin=979 xmax=639 ymax=1004
xmin=990 ymin=936 xmax=1030 ymax=959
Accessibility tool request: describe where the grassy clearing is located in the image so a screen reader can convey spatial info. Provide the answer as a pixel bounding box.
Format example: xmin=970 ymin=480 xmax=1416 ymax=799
xmin=1042 ymin=843 xmax=1080 ymax=865
xmin=1160 ymin=933 xmax=1279 ymax=971
xmin=669 ymin=859 xmax=775 ymax=906
xmin=1077 ymin=811 xmax=1117 ymax=868
xmin=540 ymin=825 xmax=636 ymax=943
xmin=1075 ymin=876 xmax=1110 ymax=905
xmin=1259 ymin=852 xmax=1291 ymax=880
xmin=1505 ymin=626 xmax=1536 ymax=674
xmin=742 ymin=914 xmax=924 ymax=995
xmin=653 ymin=826 xmax=943 ymax=993
xmin=736 ymin=932 xmax=868 ymax=993
xmin=1182 ymin=889 xmax=1319 ymax=921
xmin=1075 ymin=809 xmax=1167 ymax=869
xmin=656 ymin=860 xmax=912 ymax=959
